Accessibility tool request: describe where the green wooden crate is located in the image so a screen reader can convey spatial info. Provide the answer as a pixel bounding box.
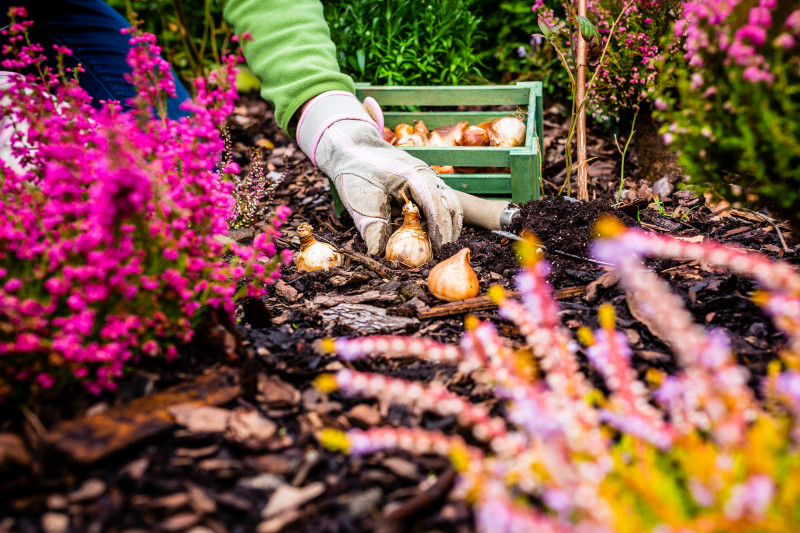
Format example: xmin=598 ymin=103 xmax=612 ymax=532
xmin=329 ymin=81 xmax=543 ymax=217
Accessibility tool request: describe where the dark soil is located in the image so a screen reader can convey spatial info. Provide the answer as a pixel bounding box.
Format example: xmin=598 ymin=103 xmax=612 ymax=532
xmin=1 ymin=94 xmax=798 ymax=533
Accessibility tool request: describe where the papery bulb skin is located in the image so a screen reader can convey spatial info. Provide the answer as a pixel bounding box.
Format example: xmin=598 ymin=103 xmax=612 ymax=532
xmin=461 ymin=126 xmax=489 ymax=147
xmin=395 ymin=134 xmax=426 ymax=147
xmin=394 ymin=123 xmax=414 ymax=137
xmin=427 ymin=248 xmax=479 ymax=302
xmin=383 ymin=127 xmax=398 ymax=145
xmin=429 ymin=121 xmax=469 ymax=147
xmin=414 ymin=120 xmax=430 ymax=143
xmin=295 ymin=222 xmax=342 ymax=272
xmin=488 ymin=117 xmax=526 ymax=147
xmin=385 ymin=201 xmax=433 ymax=268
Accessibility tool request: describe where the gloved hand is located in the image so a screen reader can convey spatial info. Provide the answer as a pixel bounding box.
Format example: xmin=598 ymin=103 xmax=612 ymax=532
xmin=296 ymin=91 xmax=463 ymax=256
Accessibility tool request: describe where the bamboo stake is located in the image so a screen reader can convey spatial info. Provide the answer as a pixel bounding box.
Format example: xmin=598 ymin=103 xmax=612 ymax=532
xmin=576 ymin=0 xmax=589 ymax=201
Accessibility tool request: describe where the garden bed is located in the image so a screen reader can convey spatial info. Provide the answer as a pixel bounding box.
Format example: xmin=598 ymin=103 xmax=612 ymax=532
xmin=0 ymin=95 xmax=797 ymax=533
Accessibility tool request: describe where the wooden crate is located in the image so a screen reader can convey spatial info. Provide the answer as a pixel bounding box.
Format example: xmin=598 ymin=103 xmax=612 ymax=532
xmin=329 ymin=81 xmax=543 ymax=217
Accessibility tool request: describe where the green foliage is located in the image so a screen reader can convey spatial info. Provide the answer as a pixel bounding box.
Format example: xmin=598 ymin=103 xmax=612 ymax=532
xmin=474 ymin=0 xmax=572 ymax=94
xmin=106 ymin=0 xmax=231 ymax=89
xmin=323 ymin=0 xmax=486 ymax=85
xmin=655 ymin=2 xmax=800 ymax=227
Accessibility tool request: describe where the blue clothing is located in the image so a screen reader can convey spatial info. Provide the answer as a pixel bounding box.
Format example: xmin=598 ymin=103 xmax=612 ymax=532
xmin=1 ymin=0 xmax=191 ymax=120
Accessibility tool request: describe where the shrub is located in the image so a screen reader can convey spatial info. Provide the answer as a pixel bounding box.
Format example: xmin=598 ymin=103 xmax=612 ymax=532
xmin=106 ymin=0 xmax=231 ymax=88
xmin=317 ymin=219 xmax=800 ymax=532
xmin=471 ymin=0 xmax=570 ymax=91
xmin=323 ymin=0 xmax=486 ymax=85
xmin=0 ymin=11 xmax=291 ymax=401
xmin=655 ymin=0 xmax=800 ymax=229
xmin=534 ymin=0 xmax=681 ymax=123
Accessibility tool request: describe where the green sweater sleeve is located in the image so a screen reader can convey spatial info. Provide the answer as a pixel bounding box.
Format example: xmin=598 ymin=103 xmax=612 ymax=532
xmin=219 ymin=0 xmax=355 ymax=137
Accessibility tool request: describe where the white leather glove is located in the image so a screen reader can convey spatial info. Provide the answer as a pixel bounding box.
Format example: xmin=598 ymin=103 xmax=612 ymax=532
xmin=296 ymin=91 xmax=463 ymax=256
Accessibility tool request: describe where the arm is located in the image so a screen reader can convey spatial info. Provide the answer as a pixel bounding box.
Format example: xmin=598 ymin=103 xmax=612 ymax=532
xmin=219 ymin=0 xmax=354 ymax=137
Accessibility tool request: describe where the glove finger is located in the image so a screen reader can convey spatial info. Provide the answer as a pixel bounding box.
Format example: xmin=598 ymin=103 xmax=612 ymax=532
xmin=402 ymin=166 xmax=462 ymax=251
xmin=334 ymin=172 xmax=392 ymax=256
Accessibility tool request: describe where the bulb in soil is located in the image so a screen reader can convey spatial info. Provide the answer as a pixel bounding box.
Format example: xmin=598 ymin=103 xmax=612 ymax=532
xmin=295 ymin=222 xmax=342 ymax=272
xmin=385 ymin=200 xmax=433 ymax=268
xmin=427 ymin=248 xmax=479 ymax=302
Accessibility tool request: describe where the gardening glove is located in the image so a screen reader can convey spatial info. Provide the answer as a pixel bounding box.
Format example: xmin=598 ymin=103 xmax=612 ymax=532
xmin=296 ymin=90 xmax=463 ymax=256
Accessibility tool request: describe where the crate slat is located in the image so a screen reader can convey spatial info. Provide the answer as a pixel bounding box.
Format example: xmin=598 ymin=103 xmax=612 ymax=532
xmin=399 ymin=146 xmax=512 ymax=167
xmin=355 ymin=85 xmax=532 ymax=106
xmin=439 ymin=174 xmax=513 ymax=194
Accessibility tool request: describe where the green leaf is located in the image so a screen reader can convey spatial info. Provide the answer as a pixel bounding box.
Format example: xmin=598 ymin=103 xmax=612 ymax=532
xmin=576 ymin=16 xmax=598 ymax=41
xmin=356 ymin=49 xmax=366 ymax=74
xmin=537 ymin=16 xmax=552 ymax=38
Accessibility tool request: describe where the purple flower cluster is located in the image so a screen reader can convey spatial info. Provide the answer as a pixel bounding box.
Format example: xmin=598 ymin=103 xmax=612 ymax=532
xmin=0 ymin=13 xmax=290 ymax=399
xmin=677 ymin=0 xmax=796 ymax=86
xmin=533 ymin=0 xmax=682 ymax=121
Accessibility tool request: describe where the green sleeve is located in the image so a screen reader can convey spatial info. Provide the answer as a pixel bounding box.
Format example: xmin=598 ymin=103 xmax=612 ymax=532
xmin=219 ymin=0 xmax=355 ymax=137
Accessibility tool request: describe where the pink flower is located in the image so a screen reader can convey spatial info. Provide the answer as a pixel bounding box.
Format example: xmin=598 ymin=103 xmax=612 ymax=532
xmin=735 ymin=24 xmax=767 ymax=47
xmin=774 ymin=33 xmax=796 ymax=50
xmin=3 ymin=278 xmax=22 ymax=292
xmin=36 ymin=373 xmax=55 ymax=389
xmin=787 ymin=11 xmax=800 ymax=34
xmin=748 ymin=7 xmax=772 ymax=28
xmin=224 ymin=161 xmax=240 ymax=175
xmin=742 ymin=66 xmax=774 ymax=84
xmin=654 ymin=97 xmax=668 ymax=111
xmin=281 ymin=248 xmax=294 ymax=266
xmin=276 ymin=204 xmax=292 ymax=222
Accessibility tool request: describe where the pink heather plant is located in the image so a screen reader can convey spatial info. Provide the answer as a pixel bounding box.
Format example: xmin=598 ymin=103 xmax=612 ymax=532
xmin=655 ymin=0 xmax=800 ymax=229
xmin=533 ymin=0 xmax=681 ymax=122
xmin=0 ymin=11 xmax=291 ymax=401
xmin=317 ymin=220 xmax=800 ymax=532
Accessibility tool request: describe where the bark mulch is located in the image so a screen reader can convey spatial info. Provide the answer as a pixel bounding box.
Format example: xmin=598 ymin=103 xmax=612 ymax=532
xmin=1 ymin=95 xmax=797 ymax=533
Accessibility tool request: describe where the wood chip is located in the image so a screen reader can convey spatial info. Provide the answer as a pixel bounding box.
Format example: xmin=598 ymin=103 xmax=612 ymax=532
xmin=321 ymin=303 xmax=418 ymax=334
xmin=160 ymin=512 xmax=200 ymax=532
xmin=68 ymin=478 xmax=106 ymax=502
xmin=346 ymin=404 xmax=382 ymax=427
xmin=44 ymin=370 xmax=240 ymax=464
xmin=169 ymin=405 xmax=231 ymax=433
xmin=274 ymin=280 xmax=299 ymax=302
xmin=583 ymin=271 xmax=618 ymax=302
xmin=0 ymin=432 xmax=31 ymax=469
xmin=261 ymin=482 xmax=325 ymax=519
xmin=257 ymin=375 xmax=301 ymax=408
xmin=225 ymin=408 xmax=278 ymax=448
xmin=626 ymin=290 xmax=675 ymax=346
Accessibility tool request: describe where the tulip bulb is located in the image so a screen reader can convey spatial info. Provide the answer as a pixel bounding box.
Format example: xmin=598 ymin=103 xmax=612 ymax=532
xmin=431 ymin=165 xmax=455 ymax=174
xmin=295 ymin=222 xmax=342 ymax=272
xmin=488 ymin=117 xmax=526 ymax=147
xmin=413 ymin=120 xmax=430 ymax=144
xmin=429 ymin=121 xmax=469 ymax=147
xmin=427 ymin=248 xmax=479 ymax=302
xmin=383 ymin=127 xmax=398 ymax=145
xmin=385 ymin=200 xmax=433 ymax=268
xmin=394 ymin=123 xmax=414 ymax=137
xmin=461 ymin=125 xmax=489 ymax=147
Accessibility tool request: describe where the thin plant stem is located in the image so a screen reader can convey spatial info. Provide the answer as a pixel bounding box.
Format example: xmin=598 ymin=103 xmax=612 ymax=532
xmin=616 ymin=109 xmax=638 ymax=203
